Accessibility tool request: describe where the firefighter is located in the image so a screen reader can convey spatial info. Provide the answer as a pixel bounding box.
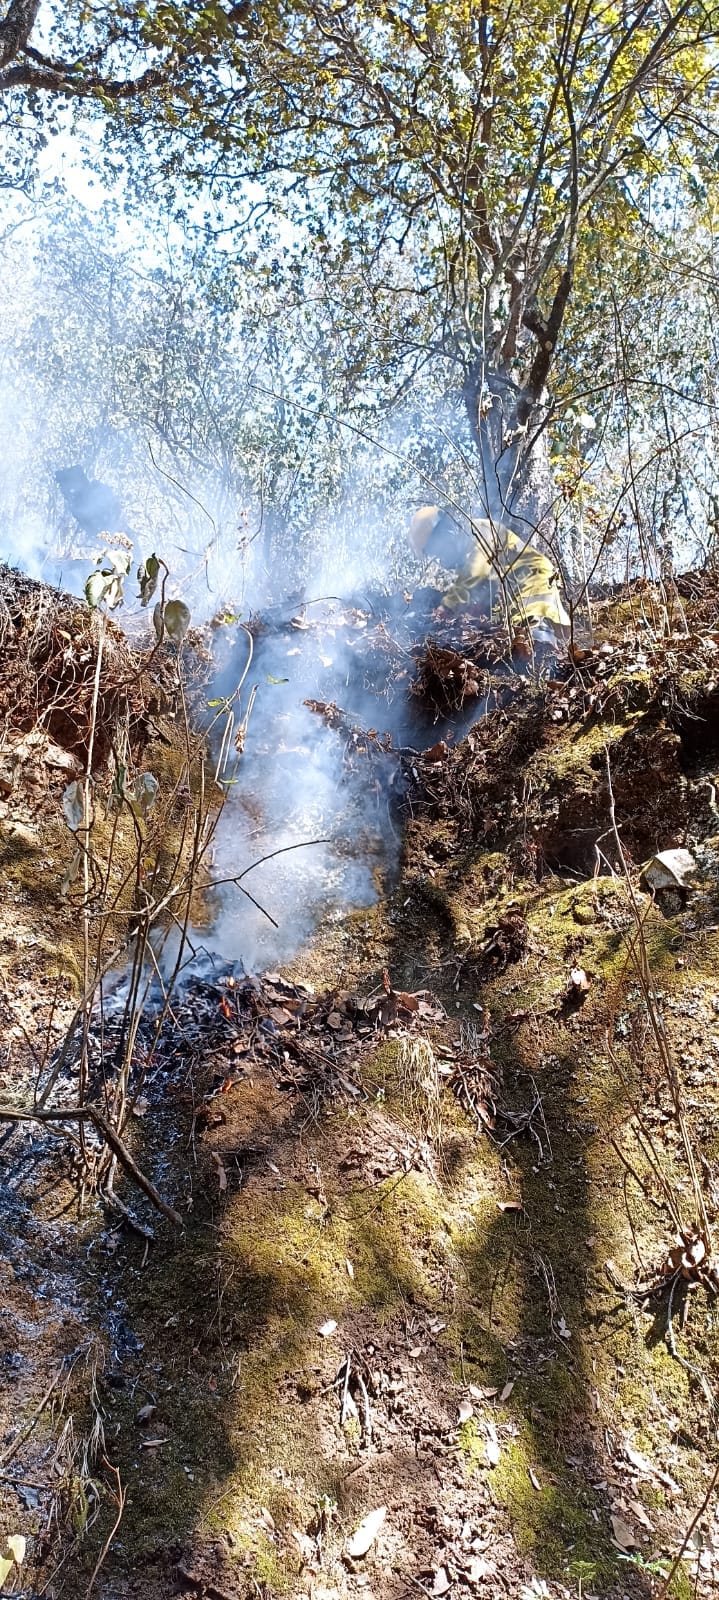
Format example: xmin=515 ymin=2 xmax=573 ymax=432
xmin=408 ymin=505 xmax=569 ymax=640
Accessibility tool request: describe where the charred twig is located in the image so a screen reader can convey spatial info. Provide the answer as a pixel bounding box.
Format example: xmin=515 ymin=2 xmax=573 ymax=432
xmin=0 ymin=1102 xmax=182 ymax=1226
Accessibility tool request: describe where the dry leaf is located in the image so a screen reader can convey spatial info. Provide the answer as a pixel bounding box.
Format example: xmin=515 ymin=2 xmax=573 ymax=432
xmin=346 ymin=1505 xmax=386 ymax=1558
xmin=499 ymin=1380 xmax=515 ymax=1403
xmin=610 ymin=1513 xmax=636 ymax=1551
xmin=467 ymin=1556 xmax=494 ymax=1583
xmin=136 ymin=1403 xmax=157 ymax=1423
xmin=318 ymin=1319 xmax=337 ymax=1338
xmin=212 ymin=1150 xmax=228 ymax=1192
xmin=485 ymin=1433 xmax=500 ymax=1467
xmin=628 ymin=1499 xmax=654 ymax=1531
xmin=6 ymin=1536 xmax=25 ymax=1565
xmin=557 ymin=1315 xmax=572 ymax=1339
xmin=432 ymin=1568 xmax=451 ymax=1596
xmin=326 ymin=1011 xmax=343 ymax=1030
xmin=259 ymin=1506 xmax=276 ymax=1532
xmin=527 ymin=1467 xmax=542 ymax=1491
xmin=458 ymin=1399 xmax=474 ymax=1424
xmin=345 ymin=1258 xmax=354 ymax=1279
xmin=0 ymin=1556 xmax=13 ymax=1586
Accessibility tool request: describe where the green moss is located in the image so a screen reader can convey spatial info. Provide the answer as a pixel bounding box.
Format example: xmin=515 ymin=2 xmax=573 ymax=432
xmin=490 ymin=1431 xmax=619 ymax=1585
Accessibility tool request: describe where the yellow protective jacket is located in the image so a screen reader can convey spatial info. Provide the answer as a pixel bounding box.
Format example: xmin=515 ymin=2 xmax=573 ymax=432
xmin=441 ymin=521 xmax=569 ymax=631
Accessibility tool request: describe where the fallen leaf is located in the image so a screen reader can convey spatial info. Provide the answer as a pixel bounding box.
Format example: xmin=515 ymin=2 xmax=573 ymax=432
xmin=432 ymin=1567 xmax=451 ymax=1596
xmin=6 ymin=1536 xmax=25 ymax=1565
xmin=497 ymin=1200 xmax=523 ymax=1213
xmin=528 ymin=1467 xmax=542 ymax=1491
xmin=259 ymin=1506 xmax=276 ymax=1531
xmin=470 ymin=1383 xmax=497 ymax=1400
xmin=610 ymin=1513 xmax=637 ymax=1551
xmin=485 ymin=1433 xmax=500 ymax=1467
xmin=557 ymin=1315 xmax=572 ymax=1339
xmin=0 ymin=1556 xmax=13 ymax=1586
xmin=628 ymin=1499 xmax=654 ymax=1531
xmin=132 ymin=1096 xmax=150 ymax=1117
xmin=467 ymin=1556 xmax=494 ymax=1583
xmin=269 ymin=1005 xmax=293 ymax=1026
xmin=499 ymin=1380 xmax=515 ymax=1403
xmin=345 ymin=1258 xmax=354 ymax=1279
xmin=346 ymin=1505 xmax=386 ymax=1558
xmin=318 ymin=1319 xmax=337 ymax=1338
xmin=458 ymin=1399 xmax=474 ymax=1424
xmin=569 ymin=966 xmax=591 ymax=993
xmin=136 ymin=1403 xmax=157 ymax=1423
xmin=326 ymin=1011 xmax=343 ymax=1030
xmin=212 ymin=1150 xmax=228 ymax=1192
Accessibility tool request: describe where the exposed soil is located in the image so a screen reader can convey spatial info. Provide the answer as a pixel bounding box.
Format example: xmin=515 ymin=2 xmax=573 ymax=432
xmin=2 ymin=571 xmax=719 ymax=1600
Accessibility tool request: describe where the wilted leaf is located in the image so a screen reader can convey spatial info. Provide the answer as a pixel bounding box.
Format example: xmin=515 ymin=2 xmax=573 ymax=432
xmin=137 ymin=554 xmax=160 ymax=606
xmin=62 ymin=780 xmax=85 ymax=833
xmin=346 ymin=1505 xmax=386 ymax=1558
xmin=610 ymin=1513 xmax=636 ymax=1550
xmin=6 ymin=1535 xmax=25 ymax=1565
xmin=85 ymin=569 xmax=111 ymax=609
xmin=318 ymin=1319 xmax=337 ymax=1338
xmin=134 ymin=771 xmax=159 ymax=818
xmin=163 ymin=598 xmax=191 ymax=642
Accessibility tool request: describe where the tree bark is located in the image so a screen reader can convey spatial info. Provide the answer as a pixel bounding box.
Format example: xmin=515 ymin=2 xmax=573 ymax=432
xmin=463 ymin=359 xmax=572 ymax=578
xmin=0 ymin=1 xmax=39 ymax=68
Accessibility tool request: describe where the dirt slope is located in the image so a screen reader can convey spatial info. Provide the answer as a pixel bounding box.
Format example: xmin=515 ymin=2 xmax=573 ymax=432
xmin=2 ymin=573 xmax=719 ymax=1600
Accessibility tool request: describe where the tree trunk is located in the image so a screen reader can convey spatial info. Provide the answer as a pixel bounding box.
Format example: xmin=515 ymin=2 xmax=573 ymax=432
xmin=463 ymin=361 xmax=570 ymax=574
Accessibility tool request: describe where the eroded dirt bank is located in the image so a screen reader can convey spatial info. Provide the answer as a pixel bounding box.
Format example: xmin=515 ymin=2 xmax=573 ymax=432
xmin=2 ymin=571 xmax=719 ymax=1600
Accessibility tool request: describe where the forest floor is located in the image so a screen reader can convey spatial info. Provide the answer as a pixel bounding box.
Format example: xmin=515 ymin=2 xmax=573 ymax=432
xmin=1 ymin=568 xmax=719 ymax=1600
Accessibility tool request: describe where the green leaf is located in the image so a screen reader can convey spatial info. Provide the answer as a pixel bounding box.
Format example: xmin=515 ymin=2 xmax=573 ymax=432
xmin=266 ymin=674 xmax=289 ymax=684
